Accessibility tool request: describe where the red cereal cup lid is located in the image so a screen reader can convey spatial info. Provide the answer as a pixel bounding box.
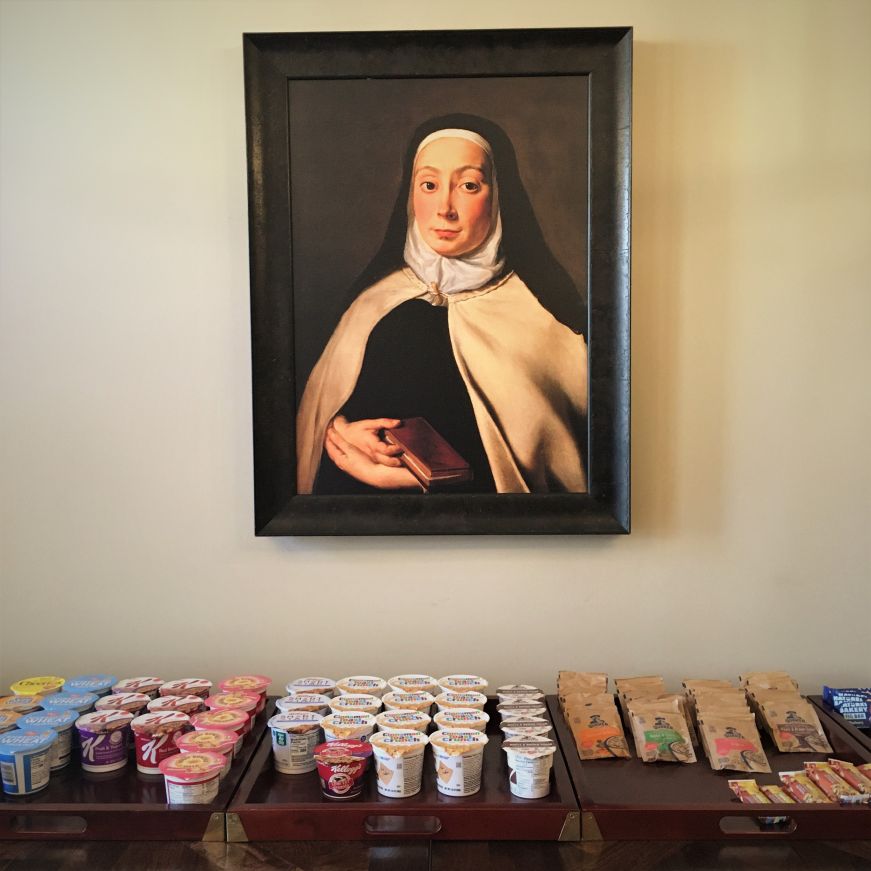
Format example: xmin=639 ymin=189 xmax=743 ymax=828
xmin=190 ymin=709 xmax=248 ymax=731
xmin=160 ymin=679 xmax=212 ymax=697
xmin=158 ymin=750 xmax=225 ymax=781
xmin=112 ymin=677 xmax=163 ymax=694
xmin=147 ymin=695 xmax=202 ymax=713
xmin=95 ymin=693 xmax=150 ymax=712
xmin=75 ymin=710 xmax=134 ymax=733
xmin=174 ymin=729 xmax=236 ymax=754
xmin=313 ymin=739 xmax=373 ymax=761
xmin=218 ymin=675 xmax=271 ymax=694
xmin=205 ymin=692 xmax=259 ymax=712
xmin=131 ymin=711 xmax=190 ymax=735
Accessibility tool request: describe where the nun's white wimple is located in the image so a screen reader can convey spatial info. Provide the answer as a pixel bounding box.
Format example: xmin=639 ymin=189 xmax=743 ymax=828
xmin=415 ymin=128 xmax=493 ymax=157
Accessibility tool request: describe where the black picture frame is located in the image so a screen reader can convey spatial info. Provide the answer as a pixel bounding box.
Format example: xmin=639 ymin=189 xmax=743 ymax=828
xmin=244 ymin=27 xmax=631 ymax=536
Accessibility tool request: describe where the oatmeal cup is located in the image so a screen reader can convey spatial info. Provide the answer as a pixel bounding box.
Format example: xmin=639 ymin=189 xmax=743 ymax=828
xmin=75 ymin=710 xmax=134 ymax=773
xmin=96 ymin=693 xmax=150 ymax=717
xmin=321 ymin=712 xmax=376 ymax=743
xmin=382 ymin=691 xmax=435 ymax=713
xmin=276 ymin=694 xmax=332 ymax=717
xmin=160 ymin=679 xmax=212 ymax=699
xmin=218 ymin=675 xmax=271 ymax=714
xmin=502 ymin=735 xmax=556 ymax=799
xmin=130 ymin=711 xmax=190 ymax=774
xmin=336 ymin=676 xmax=388 ymax=698
xmin=429 ymin=728 xmax=489 ymax=797
xmin=112 ymin=677 xmax=163 ymax=700
xmin=159 ymin=751 xmax=225 ymax=804
xmin=369 ymin=730 xmax=429 ymax=798
xmin=269 ymin=712 xmax=323 ymax=774
xmin=174 ymin=729 xmax=236 ymax=780
xmin=10 ymin=676 xmax=65 ymax=697
xmin=437 ymin=675 xmax=489 ymax=695
xmin=285 ymin=677 xmax=337 ymax=698
xmin=329 ymin=694 xmax=382 ymax=716
xmin=147 ymin=694 xmax=204 ymax=716
xmin=17 ymin=710 xmax=78 ymax=770
xmin=375 ymin=710 xmax=431 ymax=734
xmin=204 ymin=692 xmax=260 ymax=735
xmin=190 ymin=709 xmax=248 ymax=756
xmin=387 ymin=675 xmax=439 ymax=695
xmin=313 ymin=739 xmax=372 ymax=800
xmin=434 ymin=692 xmax=488 ymax=713
xmin=433 ymin=708 xmax=490 ymax=733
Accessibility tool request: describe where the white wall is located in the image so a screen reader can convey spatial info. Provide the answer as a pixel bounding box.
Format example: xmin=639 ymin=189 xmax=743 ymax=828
xmin=2 ymin=0 xmax=869 ymax=695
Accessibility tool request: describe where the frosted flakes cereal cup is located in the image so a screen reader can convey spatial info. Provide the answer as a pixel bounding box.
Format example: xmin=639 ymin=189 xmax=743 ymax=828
xmin=204 ymin=692 xmax=260 ymax=735
xmin=147 ymin=694 xmax=204 ymax=716
xmin=0 ymin=712 xmax=22 ymax=735
xmin=159 ymin=751 xmax=225 ymax=804
xmin=286 ymin=677 xmax=337 ymax=698
xmin=497 ymin=685 xmax=544 ymax=705
xmin=329 ymin=694 xmax=382 ymax=716
xmin=387 ymin=675 xmax=439 ymax=695
xmin=18 ymin=710 xmax=78 ymax=770
xmin=434 ymin=692 xmax=488 ymax=713
xmin=191 ymin=709 xmax=247 ymax=756
xmin=130 ymin=711 xmax=190 ymax=775
xmin=313 ymin=739 xmax=372 ymax=800
xmin=11 ymin=676 xmax=64 ymax=697
xmin=174 ymin=729 xmax=236 ymax=780
xmin=96 ymin=693 xmax=150 ymax=717
xmin=502 ymin=735 xmax=556 ymax=799
xmin=369 ymin=730 xmax=429 ymax=798
xmin=0 ymin=695 xmax=44 ymax=716
xmin=0 ymin=729 xmax=56 ymax=795
xmin=321 ymin=712 xmax=376 ymax=743
xmin=500 ymin=717 xmax=552 ymax=739
xmin=269 ymin=712 xmax=323 ymax=774
xmin=429 ymin=729 xmax=489 ymax=797
xmin=382 ymin=691 xmax=435 ymax=713
xmin=75 ymin=710 xmax=133 ymax=773
xmin=437 ymin=675 xmax=488 ymax=695
xmin=433 ymin=708 xmax=490 ymax=733
xmin=276 ymin=694 xmax=331 ymax=716
xmin=65 ymin=675 xmax=117 ymax=698
xmin=160 ymin=679 xmax=212 ymax=699
xmin=113 ymin=677 xmax=163 ymax=700
xmin=219 ymin=675 xmax=271 ymax=714
xmin=497 ymin=701 xmax=546 ymax=720
xmin=44 ymin=692 xmax=98 ymax=716
xmin=336 ymin=676 xmax=388 ymax=698
xmin=375 ymin=710 xmax=431 ymax=734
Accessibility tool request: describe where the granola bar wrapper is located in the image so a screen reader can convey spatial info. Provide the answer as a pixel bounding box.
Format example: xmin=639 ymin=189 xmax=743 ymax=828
xmin=697 ymin=714 xmax=770 ymax=773
xmin=760 ymin=700 xmax=832 ymax=753
xmin=628 ymin=701 xmax=696 ymax=764
xmin=557 ymin=672 xmax=608 ymax=695
xmin=828 ymin=758 xmax=871 ymax=794
xmin=568 ymin=706 xmax=630 ymax=760
xmin=804 ymin=762 xmax=869 ymax=805
xmin=728 ymin=779 xmax=770 ymax=804
xmin=760 ymin=784 xmax=796 ymax=803
xmin=682 ymin=679 xmax=735 ymax=695
xmin=779 ymin=770 xmax=832 ymax=803
xmin=559 ymin=692 xmax=613 ymax=718
xmin=739 ymin=671 xmax=800 ymax=692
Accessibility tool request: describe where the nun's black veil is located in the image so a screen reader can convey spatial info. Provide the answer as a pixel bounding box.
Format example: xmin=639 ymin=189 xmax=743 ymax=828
xmin=341 ymin=114 xmax=587 ymax=337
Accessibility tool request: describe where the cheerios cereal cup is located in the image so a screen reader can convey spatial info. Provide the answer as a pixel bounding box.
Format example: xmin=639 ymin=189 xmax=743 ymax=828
xmin=433 ymin=708 xmax=490 ymax=733
xmin=320 ymin=712 xmax=376 ymax=743
xmin=369 ymin=730 xmax=429 ymax=798
xmin=10 ymin=676 xmax=65 ymax=697
xmin=437 ymin=675 xmax=488 ymax=695
xmin=502 ymin=735 xmax=556 ymax=799
xmin=382 ymin=691 xmax=435 ymax=713
xmin=375 ymin=710 xmax=431 ymax=734
xmin=434 ymin=692 xmax=488 ymax=713
xmin=329 ymin=694 xmax=382 ymax=716
xmin=268 ymin=712 xmax=323 ymax=774
xmin=336 ymin=676 xmax=387 ymax=698
xmin=429 ymin=729 xmax=489 ymax=797
xmin=387 ymin=675 xmax=438 ymax=695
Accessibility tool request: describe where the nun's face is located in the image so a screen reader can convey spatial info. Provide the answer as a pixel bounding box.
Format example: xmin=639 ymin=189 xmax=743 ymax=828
xmin=412 ymin=137 xmax=492 ymax=257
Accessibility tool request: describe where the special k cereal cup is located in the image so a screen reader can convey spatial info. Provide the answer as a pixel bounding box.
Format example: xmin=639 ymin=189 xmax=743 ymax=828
xmin=437 ymin=675 xmax=488 ymax=695
xmin=329 ymin=694 xmax=382 ymax=716
xmin=321 ymin=712 xmax=376 ymax=743
xmin=387 ymin=675 xmax=439 ymax=695
xmin=174 ymin=729 xmax=236 ymax=780
xmin=218 ymin=676 xmax=271 ymax=714
xmin=147 ymin=695 xmax=204 ymax=716
xmin=429 ymin=729 xmax=489 ymax=797
xmin=160 ymin=679 xmax=212 ymax=699
xmin=130 ymin=711 xmax=189 ymax=775
xmin=502 ymin=735 xmax=556 ymax=799
xmin=496 ymin=685 xmax=544 ymax=705
xmin=382 ymin=691 xmax=435 ymax=713
xmin=75 ymin=710 xmax=134 ymax=773
xmin=96 ymin=693 xmax=150 ymax=717
xmin=336 ymin=676 xmax=388 ymax=698
xmin=190 ymin=709 xmax=248 ymax=756
xmin=159 ymin=751 xmax=225 ymax=804
xmin=434 ymin=692 xmax=488 ymax=713
xmin=500 ymin=717 xmax=552 ymax=739
xmin=113 ymin=677 xmax=163 ymax=700
xmin=276 ymin=694 xmax=332 ymax=717
xmin=433 ymin=708 xmax=490 ymax=733
xmin=375 ymin=710 xmax=431 ymax=734
xmin=204 ymin=692 xmax=260 ymax=735
xmin=10 ymin=676 xmax=65 ymax=697
xmin=369 ymin=730 xmax=429 ymax=798
xmin=286 ymin=677 xmax=337 ymax=698
xmin=268 ymin=712 xmax=323 ymax=774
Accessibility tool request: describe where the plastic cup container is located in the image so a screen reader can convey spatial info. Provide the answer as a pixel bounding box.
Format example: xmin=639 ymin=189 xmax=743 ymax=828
xmin=130 ymin=711 xmax=190 ymax=775
xmin=75 ymin=710 xmax=133 ymax=773
xmin=10 ymin=676 xmax=65 ymax=697
xmin=500 ymin=717 xmax=553 ymax=739
xmin=434 ymin=692 xmax=488 ymax=713
xmin=387 ymin=675 xmax=439 ymax=695
xmin=336 ymin=676 xmax=388 ymax=698
xmin=112 ymin=677 xmax=163 ymax=700
xmin=285 ymin=677 xmax=337 ymax=698
xmin=369 ymin=730 xmax=429 ymax=798
xmin=96 ymin=693 xmax=150 ymax=717
xmin=433 ymin=708 xmax=490 ymax=733
xmin=313 ymin=739 xmax=372 ymax=800
xmin=0 ymin=695 xmax=44 ymax=716
xmin=268 ymin=712 xmax=323 ymax=774
xmin=321 ymin=712 xmax=376 ymax=743
xmin=0 ymin=729 xmax=57 ymax=795
xmin=159 ymin=679 xmax=212 ymax=699
xmin=429 ymin=729 xmax=489 ymax=797
xmin=496 ymin=702 xmax=547 ymax=720
xmin=0 ymin=712 xmax=22 ymax=735
xmin=190 ymin=709 xmax=247 ymax=756
xmin=174 ymin=729 xmax=236 ymax=780
xmin=219 ymin=675 xmax=271 ymax=714
xmin=502 ymin=735 xmax=556 ymax=799
xmin=147 ymin=695 xmax=204 ymax=716
xmin=328 ymin=694 xmax=382 ymax=716
xmin=276 ymin=694 xmax=332 ymax=717
xmin=64 ymin=675 xmax=117 ymax=698
xmin=159 ymin=751 xmax=225 ymax=804
xmin=17 ymin=710 xmax=78 ymax=770
xmin=496 ymin=685 xmax=545 ymax=705
xmin=382 ymin=691 xmax=435 ymax=713
xmin=437 ymin=675 xmax=489 ymax=695
xmin=205 ymin=692 xmax=260 ymax=735
xmin=375 ymin=710 xmax=431 ymax=734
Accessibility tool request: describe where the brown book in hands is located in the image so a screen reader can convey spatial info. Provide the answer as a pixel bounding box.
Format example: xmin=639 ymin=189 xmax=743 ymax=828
xmin=382 ymin=418 xmax=472 ymax=490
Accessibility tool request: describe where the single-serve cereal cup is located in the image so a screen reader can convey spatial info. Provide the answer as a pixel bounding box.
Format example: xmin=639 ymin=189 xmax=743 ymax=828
xmin=321 ymin=712 xmax=376 ymax=743
xmin=96 ymin=693 xmax=150 ymax=717
xmin=191 ymin=709 xmax=247 ymax=756
xmin=276 ymin=694 xmax=332 ymax=717
xmin=113 ymin=677 xmax=163 ymax=700
xmin=130 ymin=712 xmax=189 ymax=775
xmin=496 ymin=685 xmax=544 ymax=705
xmin=500 ymin=717 xmax=552 ymax=739
xmin=65 ymin=675 xmax=117 ymax=698
xmin=204 ymin=692 xmax=260 ymax=735
xmin=336 ymin=676 xmax=388 ymax=698
xmin=147 ymin=695 xmax=204 ymax=716
xmin=286 ymin=677 xmax=337 ymax=698
xmin=0 ymin=712 xmax=22 ymax=734
xmin=429 ymin=729 xmax=489 ymax=797
xmin=433 ymin=708 xmax=490 ymax=733
xmin=387 ymin=675 xmax=439 ymax=695
xmin=268 ymin=712 xmax=323 ymax=774
xmin=174 ymin=729 xmax=236 ymax=780
xmin=329 ymin=694 xmax=381 ymax=716
xmin=502 ymin=735 xmax=557 ymax=799
xmin=0 ymin=729 xmax=56 ymax=795
xmin=434 ymin=692 xmax=488 ymax=713
xmin=369 ymin=730 xmax=429 ymax=798
xmin=313 ymin=739 xmax=372 ymax=800
xmin=159 ymin=751 xmax=225 ymax=804
xmin=75 ymin=710 xmax=133 ymax=773
xmin=375 ymin=710 xmax=431 ymax=734
xmin=160 ymin=679 xmax=212 ymax=699
xmin=382 ymin=691 xmax=435 ymax=713
xmin=219 ymin=675 xmax=271 ymax=714
xmin=43 ymin=692 xmax=98 ymax=716
xmin=18 ymin=710 xmax=78 ymax=770
xmin=11 ymin=676 xmax=65 ymax=697
xmin=497 ymin=702 xmax=547 ymax=720
xmin=437 ymin=675 xmax=489 ymax=695
xmin=0 ymin=696 xmax=43 ymax=716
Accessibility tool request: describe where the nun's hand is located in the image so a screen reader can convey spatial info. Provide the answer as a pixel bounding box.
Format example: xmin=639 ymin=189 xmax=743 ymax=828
xmin=324 ymin=416 xmax=418 ymax=489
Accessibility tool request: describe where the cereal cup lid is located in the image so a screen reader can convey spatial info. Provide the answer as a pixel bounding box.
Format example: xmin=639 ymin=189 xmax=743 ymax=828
xmin=429 ymin=728 xmax=489 ymax=751
xmin=497 ymin=701 xmax=546 ymax=717
xmin=433 ymin=708 xmax=490 ymax=728
xmin=160 ymin=679 xmax=212 ymax=696
xmin=147 ymin=695 xmax=202 ymax=713
xmin=313 ymin=739 xmax=373 ymax=761
xmin=268 ymin=712 xmax=323 ymax=732
xmin=174 ymin=729 xmax=236 ymax=754
xmin=0 ymin=729 xmax=57 ymax=754
xmin=0 ymin=711 xmax=23 ymax=730
xmin=321 ymin=712 xmax=376 ymax=730
xmin=219 ymin=675 xmax=271 ymax=694
xmin=277 ymin=694 xmax=332 ymax=712
xmin=502 ymin=735 xmax=556 ymax=758
xmin=96 ymin=693 xmax=150 ymax=712
xmin=499 ymin=716 xmax=552 ymax=736
xmin=434 ymin=691 xmax=488 ymax=708
xmin=65 ymin=675 xmax=117 ymax=694
xmin=329 ymin=694 xmax=381 ymax=711
xmin=0 ymin=695 xmax=43 ymax=713
xmin=375 ymin=710 xmax=432 ymax=729
xmin=75 ymin=710 xmax=133 ymax=733
xmin=43 ymin=692 xmax=99 ymax=712
xmin=18 ymin=710 xmax=78 ymax=731
xmin=286 ymin=677 xmax=336 ymax=695
xmin=497 ymin=684 xmax=543 ymax=698
xmin=113 ymin=677 xmax=163 ymax=694
xmin=205 ymin=692 xmax=260 ymax=712
xmin=131 ymin=711 xmax=190 ymax=735
xmin=369 ymin=730 xmax=429 ymax=752
xmin=387 ymin=675 xmax=438 ymax=691
xmin=438 ymin=675 xmax=489 ymax=692
xmin=11 ymin=676 xmax=65 ymax=695
xmin=382 ymin=691 xmax=435 ymax=709
xmin=158 ymin=750 xmax=225 ymax=782
xmin=191 ymin=709 xmax=248 ymax=731
xmin=336 ymin=676 xmax=387 ymax=694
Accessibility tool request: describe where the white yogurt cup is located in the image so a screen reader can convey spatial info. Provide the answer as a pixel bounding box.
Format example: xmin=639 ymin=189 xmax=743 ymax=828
xmin=502 ymin=735 xmax=557 ymax=799
xmin=336 ymin=676 xmax=388 ymax=698
xmin=369 ymin=730 xmax=429 ymax=798
xmin=433 ymin=708 xmax=490 ymax=733
xmin=321 ymin=712 xmax=376 ymax=743
xmin=375 ymin=710 xmax=431 ymax=734
xmin=268 ymin=712 xmax=323 ymax=774
xmin=429 ymin=728 xmax=489 ymax=797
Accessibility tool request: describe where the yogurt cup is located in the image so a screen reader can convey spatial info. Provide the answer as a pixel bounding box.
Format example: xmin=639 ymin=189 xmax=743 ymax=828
xmin=174 ymin=729 xmax=235 ymax=780
xmin=500 ymin=717 xmax=553 ymax=739
xmin=96 ymin=693 xmax=150 ymax=716
xmin=0 ymin=712 xmax=22 ymax=734
xmin=160 ymin=679 xmax=212 ymax=699
xmin=75 ymin=710 xmax=133 ymax=773
xmin=286 ymin=677 xmax=337 ymax=698
xmin=218 ymin=675 xmax=271 ymax=714
xmin=502 ymin=735 xmax=557 ymax=799
xmin=0 ymin=695 xmax=44 ymax=715
xmin=43 ymin=692 xmax=99 ymax=716
xmin=497 ymin=702 xmax=547 ymax=720
xmin=64 ymin=675 xmax=117 ymax=698
xmin=11 ymin=676 xmax=65 ymax=697
xmin=321 ymin=712 xmax=376 ymax=743
xmin=112 ymin=677 xmax=163 ymax=700
xmin=382 ymin=691 xmax=435 ymax=713
xmin=433 ymin=708 xmax=490 ymax=733
xmin=17 ymin=710 xmax=77 ymax=770
xmin=268 ymin=712 xmax=323 ymax=774
xmin=336 ymin=676 xmax=388 ymax=698
xmin=387 ymin=675 xmax=439 ymax=695
xmin=205 ymin=692 xmax=260 ymax=734
xmin=497 ymin=685 xmax=545 ymax=705
xmin=369 ymin=730 xmax=429 ymax=798
xmin=190 ymin=709 xmax=247 ymax=755
xmin=313 ymin=739 xmax=372 ymax=800
xmin=429 ymin=729 xmax=489 ymax=797
xmin=0 ymin=729 xmax=56 ymax=795
xmin=276 ymin=694 xmax=332 ymax=716
xmin=159 ymin=751 xmax=225 ymax=804
xmin=434 ymin=692 xmax=488 ymax=713
xmin=329 ymin=694 xmax=382 ymax=716
xmin=375 ymin=710 xmax=431 ymax=734
xmin=437 ymin=675 xmax=489 ymax=695
xmin=130 ymin=712 xmax=190 ymax=775
xmin=147 ymin=695 xmax=204 ymax=716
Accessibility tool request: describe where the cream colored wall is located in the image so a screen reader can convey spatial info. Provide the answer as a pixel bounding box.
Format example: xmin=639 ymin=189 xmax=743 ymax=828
xmin=1 ymin=0 xmax=869 ymax=696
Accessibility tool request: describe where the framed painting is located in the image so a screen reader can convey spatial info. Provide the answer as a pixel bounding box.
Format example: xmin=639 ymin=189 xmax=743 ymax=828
xmin=244 ymin=27 xmax=631 ymax=535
